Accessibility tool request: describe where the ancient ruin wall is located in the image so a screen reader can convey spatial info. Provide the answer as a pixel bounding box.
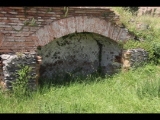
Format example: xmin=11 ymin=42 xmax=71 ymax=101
xmin=0 ymin=52 xmax=41 ymax=90
xmin=122 ymin=49 xmax=148 ymax=71
xmin=0 ymin=7 xmax=150 ymax=90
xmin=37 ymin=32 xmax=122 ymax=80
xmin=0 ymin=7 xmax=123 ymax=52
xmin=0 ymin=47 xmax=149 ymax=90
xmin=137 ymin=7 xmax=160 ymax=16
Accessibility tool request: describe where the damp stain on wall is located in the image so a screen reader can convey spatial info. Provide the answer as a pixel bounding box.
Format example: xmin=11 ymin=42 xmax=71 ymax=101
xmin=37 ymin=32 xmax=122 ymax=80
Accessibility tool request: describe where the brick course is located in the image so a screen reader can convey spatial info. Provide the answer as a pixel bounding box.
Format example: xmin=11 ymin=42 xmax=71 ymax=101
xmin=137 ymin=7 xmax=160 ymax=16
xmin=0 ymin=7 xmax=131 ymax=52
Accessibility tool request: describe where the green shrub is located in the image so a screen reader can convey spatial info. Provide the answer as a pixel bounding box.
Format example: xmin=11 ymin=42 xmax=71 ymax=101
xmin=152 ymin=41 xmax=160 ymax=64
xmin=123 ymin=40 xmax=154 ymax=61
xmin=112 ymin=7 xmax=160 ymax=65
xmin=11 ymin=65 xmax=33 ymax=98
xmin=123 ymin=7 xmax=139 ymax=15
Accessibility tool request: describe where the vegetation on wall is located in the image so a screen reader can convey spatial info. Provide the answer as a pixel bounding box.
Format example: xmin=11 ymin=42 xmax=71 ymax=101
xmin=112 ymin=7 xmax=160 ymax=65
xmin=10 ymin=7 xmax=70 ymax=32
xmin=11 ymin=65 xmax=34 ymax=98
xmin=10 ymin=18 xmax=38 ymax=32
xmin=123 ymin=7 xmax=139 ymax=15
xmin=63 ymin=7 xmax=69 ymax=17
xmin=1 ymin=64 xmax=160 ymax=113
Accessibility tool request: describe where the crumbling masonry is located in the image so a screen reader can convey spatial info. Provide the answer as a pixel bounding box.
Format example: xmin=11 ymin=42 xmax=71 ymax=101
xmin=0 ymin=7 xmax=148 ymax=90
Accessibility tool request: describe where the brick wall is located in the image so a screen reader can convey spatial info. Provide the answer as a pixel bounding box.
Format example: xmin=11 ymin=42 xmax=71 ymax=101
xmin=0 ymin=7 xmax=131 ymax=53
xmin=137 ymin=7 xmax=160 ymax=16
xmin=32 ymin=16 xmax=131 ymax=47
xmin=0 ymin=7 xmax=149 ymax=90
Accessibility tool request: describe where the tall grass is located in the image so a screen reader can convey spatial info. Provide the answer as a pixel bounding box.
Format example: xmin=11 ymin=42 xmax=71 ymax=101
xmin=112 ymin=7 xmax=160 ymax=64
xmin=0 ymin=64 xmax=160 ymax=113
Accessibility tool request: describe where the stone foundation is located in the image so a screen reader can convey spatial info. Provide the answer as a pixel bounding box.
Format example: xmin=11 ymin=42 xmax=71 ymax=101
xmin=0 ymin=52 xmax=41 ymax=90
xmin=0 ymin=48 xmax=148 ymax=91
xmin=122 ymin=49 xmax=148 ymax=71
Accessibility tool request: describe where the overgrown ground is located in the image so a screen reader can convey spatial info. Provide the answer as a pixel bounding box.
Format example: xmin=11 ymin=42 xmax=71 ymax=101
xmin=112 ymin=7 xmax=160 ymax=64
xmin=0 ymin=64 xmax=160 ymax=113
xmin=0 ymin=7 xmax=160 ymax=113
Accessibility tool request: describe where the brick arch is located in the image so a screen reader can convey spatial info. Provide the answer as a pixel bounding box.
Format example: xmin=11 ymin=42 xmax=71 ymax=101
xmin=31 ymin=16 xmax=131 ymax=47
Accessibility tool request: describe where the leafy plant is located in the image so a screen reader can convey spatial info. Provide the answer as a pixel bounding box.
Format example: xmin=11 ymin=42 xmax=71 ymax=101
xmin=123 ymin=7 xmax=139 ymax=15
xmin=11 ymin=65 xmax=34 ymax=98
xmin=10 ymin=17 xmax=38 ymax=32
xmin=123 ymin=40 xmax=153 ymax=60
xmin=152 ymin=42 xmax=160 ymax=64
xmin=63 ymin=7 xmax=69 ymax=17
xmin=16 ymin=52 xmax=23 ymax=58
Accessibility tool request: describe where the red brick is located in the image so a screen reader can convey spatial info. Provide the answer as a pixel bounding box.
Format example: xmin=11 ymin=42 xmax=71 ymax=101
xmin=0 ymin=11 xmax=7 ymax=14
xmin=8 ymin=18 xmax=19 ymax=20
xmin=1 ymin=19 xmax=11 ymax=23
xmin=25 ymin=42 xmax=35 ymax=46
xmin=19 ymin=18 xmax=27 ymax=21
xmin=15 ymin=15 xmax=25 ymax=18
xmin=0 ymin=25 xmax=10 ymax=27
xmin=0 ymin=14 xmax=4 ymax=17
xmin=4 ymin=28 xmax=13 ymax=30
xmin=0 ymin=7 xmax=131 ymax=52
xmin=0 ymin=17 xmax=7 ymax=20
xmin=8 ymin=11 xmax=18 ymax=14
xmin=10 ymin=7 xmax=23 ymax=9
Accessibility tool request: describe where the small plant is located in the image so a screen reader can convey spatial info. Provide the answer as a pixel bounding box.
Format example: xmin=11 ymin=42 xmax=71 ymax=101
xmin=123 ymin=40 xmax=159 ymax=65
xmin=11 ymin=65 xmax=33 ymax=98
xmin=123 ymin=7 xmax=139 ymax=15
xmin=28 ymin=18 xmax=38 ymax=27
xmin=152 ymin=42 xmax=160 ymax=64
xmin=10 ymin=17 xmax=38 ymax=32
xmin=63 ymin=7 xmax=69 ymax=17
xmin=16 ymin=52 xmax=23 ymax=58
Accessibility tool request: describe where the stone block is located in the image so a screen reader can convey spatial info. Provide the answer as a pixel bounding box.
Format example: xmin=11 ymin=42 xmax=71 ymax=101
xmin=122 ymin=49 xmax=148 ymax=72
xmin=0 ymin=52 xmax=40 ymax=90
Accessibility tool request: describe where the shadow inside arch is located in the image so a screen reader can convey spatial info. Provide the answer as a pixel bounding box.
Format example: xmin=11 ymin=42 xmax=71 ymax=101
xmin=37 ymin=32 xmax=123 ymax=91
xmin=37 ymin=71 xmax=116 ymax=90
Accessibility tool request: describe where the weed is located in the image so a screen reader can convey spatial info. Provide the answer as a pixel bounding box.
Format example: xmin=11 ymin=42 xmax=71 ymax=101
xmin=11 ymin=65 xmax=34 ymax=98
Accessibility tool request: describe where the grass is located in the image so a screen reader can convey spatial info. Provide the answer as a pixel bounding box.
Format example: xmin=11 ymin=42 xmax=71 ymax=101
xmin=112 ymin=7 xmax=160 ymax=64
xmin=0 ymin=64 xmax=160 ymax=113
